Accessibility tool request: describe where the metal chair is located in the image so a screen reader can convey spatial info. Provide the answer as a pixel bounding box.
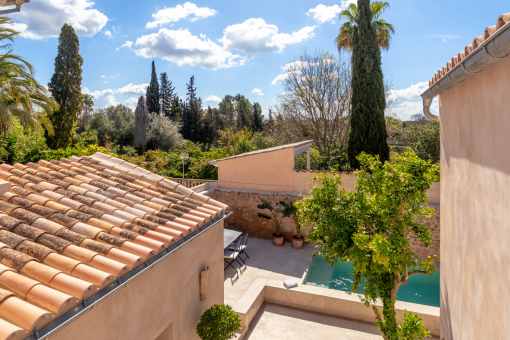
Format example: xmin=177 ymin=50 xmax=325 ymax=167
xmin=230 ymin=232 xmax=250 ymax=263
xmin=224 ymin=237 xmax=244 ymax=273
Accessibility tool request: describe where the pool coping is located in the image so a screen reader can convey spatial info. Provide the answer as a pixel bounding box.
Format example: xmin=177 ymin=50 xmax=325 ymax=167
xmin=233 ymin=278 xmax=440 ymax=339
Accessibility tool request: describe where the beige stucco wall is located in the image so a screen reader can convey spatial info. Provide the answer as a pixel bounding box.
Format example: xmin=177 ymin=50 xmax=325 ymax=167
xmin=218 ymin=148 xmax=295 ymax=192
xmin=439 ymin=55 xmax=510 ymax=340
xmin=51 ymin=220 xmax=225 ymax=340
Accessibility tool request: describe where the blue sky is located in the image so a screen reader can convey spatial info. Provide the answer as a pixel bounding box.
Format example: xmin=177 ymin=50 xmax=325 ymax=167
xmin=6 ymin=0 xmax=508 ymax=120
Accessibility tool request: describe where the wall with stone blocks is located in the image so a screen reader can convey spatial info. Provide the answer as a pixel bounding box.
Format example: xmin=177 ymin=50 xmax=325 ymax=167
xmin=204 ymin=189 xmax=440 ymax=259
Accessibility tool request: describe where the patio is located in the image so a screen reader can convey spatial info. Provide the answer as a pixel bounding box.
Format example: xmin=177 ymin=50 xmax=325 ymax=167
xmin=224 ymin=236 xmax=439 ymax=339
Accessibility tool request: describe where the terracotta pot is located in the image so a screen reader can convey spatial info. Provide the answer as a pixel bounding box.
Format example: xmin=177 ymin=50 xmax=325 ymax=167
xmin=273 ymin=233 xmax=284 ymax=247
xmin=292 ymin=236 xmax=304 ymax=249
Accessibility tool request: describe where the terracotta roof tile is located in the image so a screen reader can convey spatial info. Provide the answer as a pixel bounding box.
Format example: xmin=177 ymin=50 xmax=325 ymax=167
xmin=0 ymin=152 xmax=228 ymax=334
xmin=427 ymin=12 xmax=510 ymax=88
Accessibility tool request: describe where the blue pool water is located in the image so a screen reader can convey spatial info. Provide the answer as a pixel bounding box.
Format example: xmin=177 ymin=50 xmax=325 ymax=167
xmin=303 ymin=256 xmax=440 ymax=307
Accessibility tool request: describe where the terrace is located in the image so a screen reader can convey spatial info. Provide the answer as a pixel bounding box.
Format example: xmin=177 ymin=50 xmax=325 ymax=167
xmin=223 ymin=236 xmax=439 ymax=339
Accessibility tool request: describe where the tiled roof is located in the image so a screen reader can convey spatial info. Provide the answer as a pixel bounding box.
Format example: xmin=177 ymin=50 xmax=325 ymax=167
xmin=208 ymin=140 xmax=313 ymax=166
xmin=0 ymin=152 xmax=228 ymax=340
xmin=428 ymin=12 xmax=510 ymax=87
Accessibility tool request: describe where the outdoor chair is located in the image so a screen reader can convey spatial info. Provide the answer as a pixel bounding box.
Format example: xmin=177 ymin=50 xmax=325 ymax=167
xmin=229 ymin=232 xmax=250 ymax=263
xmin=224 ymin=238 xmax=244 ymax=273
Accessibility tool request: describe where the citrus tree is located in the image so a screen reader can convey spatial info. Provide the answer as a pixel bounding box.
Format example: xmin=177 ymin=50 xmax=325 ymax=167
xmin=295 ymin=149 xmax=439 ymax=339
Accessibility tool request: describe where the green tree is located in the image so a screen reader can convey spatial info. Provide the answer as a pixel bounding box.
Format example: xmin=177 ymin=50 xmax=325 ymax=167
xmin=46 ymin=23 xmax=83 ymax=149
xmin=252 ymin=102 xmax=264 ymax=132
xmin=0 ymin=17 xmax=57 ymax=144
xmin=335 ymin=1 xmax=395 ymax=52
xmin=145 ymin=60 xmax=160 ymax=114
xmin=77 ymin=94 xmax=94 ymax=133
xmin=296 ymin=149 xmax=439 ymax=340
xmin=235 ymin=94 xmax=252 ymax=130
xmin=160 ymin=72 xmax=174 ymax=118
xmin=181 ymin=75 xmax=202 ymax=142
xmin=87 ymin=104 xmax=135 ymax=147
xmin=398 ymin=121 xmax=440 ymax=163
xmin=170 ymin=96 xmax=182 ymax=122
xmin=196 ymin=304 xmax=241 ymax=340
xmin=347 ymin=0 xmax=389 ymax=169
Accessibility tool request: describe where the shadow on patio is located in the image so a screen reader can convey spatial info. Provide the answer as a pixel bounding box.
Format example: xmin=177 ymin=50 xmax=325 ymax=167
xmin=224 ymin=237 xmax=315 ymax=308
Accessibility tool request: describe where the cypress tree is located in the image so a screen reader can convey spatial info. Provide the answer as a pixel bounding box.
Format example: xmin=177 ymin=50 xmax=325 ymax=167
xmin=135 ymin=96 xmax=149 ymax=150
xmin=47 ymin=24 xmax=83 ymax=149
xmin=160 ymin=72 xmax=175 ymax=118
xmin=145 ymin=61 xmax=160 ymax=113
xmin=347 ymin=0 xmax=389 ymax=169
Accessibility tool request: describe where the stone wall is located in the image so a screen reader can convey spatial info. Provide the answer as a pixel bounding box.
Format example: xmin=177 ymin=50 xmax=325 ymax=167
xmin=206 ymin=189 xmax=440 ymax=259
xmin=410 ymin=208 xmax=441 ymax=259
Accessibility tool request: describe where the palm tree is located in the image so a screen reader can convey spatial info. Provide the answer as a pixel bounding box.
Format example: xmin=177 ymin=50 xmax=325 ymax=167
xmin=0 ymin=16 xmax=57 ymax=140
xmin=334 ymin=1 xmax=395 ymax=52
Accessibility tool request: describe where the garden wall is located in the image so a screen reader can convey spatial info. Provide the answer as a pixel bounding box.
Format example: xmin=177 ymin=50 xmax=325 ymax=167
xmin=203 ymin=188 xmax=440 ymax=259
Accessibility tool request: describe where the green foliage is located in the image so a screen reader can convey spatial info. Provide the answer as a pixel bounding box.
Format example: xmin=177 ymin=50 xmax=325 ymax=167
xmin=87 ymin=104 xmax=135 ymax=147
xmin=398 ymin=122 xmax=440 ymax=163
xmin=196 ymin=304 xmax=241 ymax=340
xmin=181 ymin=75 xmax=203 ymax=142
xmin=257 ymin=199 xmax=295 ymax=236
xmin=396 ymin=310 xmax=430 ymax=340
xmin=47 ymin=23 xmax=83 ymax=149
xmin=4 ymin=118 xmax=46 ymax=163
xmin=296 ymin=149 xmax=439 ymax=339
xmin=0 ymin=16 xmax=58 ymax=144
xmin=145 ymin=113 xmax=184 ymax=152
xmin=347 ymin=0 xmax=389 ymax=169
xmin=146 ymin=61 xmax=160 ymax=114
xmin=159 ymin=72 xmax=175 ymax=118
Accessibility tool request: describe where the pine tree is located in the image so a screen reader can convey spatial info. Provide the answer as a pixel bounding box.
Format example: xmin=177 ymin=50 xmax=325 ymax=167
xmin=160 ymin=72 xmax=175 ymax=118
xmin=347 ymin=0 xmax=389 ymax=169
xmin=170 ymin=96 xmax=181 ymax=122
xmin=145 ymin=61 xmax=160 ymax=114
xmin=46 ymin=24 xmax=83 ymax=149
xmin=181 ymin=76 xmax=202 ymax=142
xmin=252 ymin=102 xmax=264 ymax=131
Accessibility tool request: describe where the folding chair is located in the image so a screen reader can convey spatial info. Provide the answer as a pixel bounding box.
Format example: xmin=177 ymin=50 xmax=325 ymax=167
xmin=230 ymin=232 xmax=250 ymax=263
xmin=224 ymin=238 xmax=244 ymax=273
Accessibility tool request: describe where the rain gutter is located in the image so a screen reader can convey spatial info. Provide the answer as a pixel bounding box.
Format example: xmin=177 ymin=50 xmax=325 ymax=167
xmin=24 ymin=211 xmax=232 ymax=340
xmin=421 ymin=21 xmax=510 ymax=122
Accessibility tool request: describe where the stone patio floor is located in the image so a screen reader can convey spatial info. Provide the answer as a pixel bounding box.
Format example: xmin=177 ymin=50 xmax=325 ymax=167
xmin=224 ymin=237 xmax=438 ymax=339
xmin=224 ymin=237 xmax=315 ymax=309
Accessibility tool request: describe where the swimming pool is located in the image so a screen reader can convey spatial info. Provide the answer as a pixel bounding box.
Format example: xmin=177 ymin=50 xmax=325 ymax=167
xmin=303 ymin=256 xmax=440 ymax=307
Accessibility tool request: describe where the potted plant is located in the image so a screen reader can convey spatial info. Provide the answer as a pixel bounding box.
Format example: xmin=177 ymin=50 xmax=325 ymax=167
xmin=196 ymin=304 xmax=242 ymax=340
xmin=257 ymin=199 xmax=293 ymax=246
xmin=290 ymin=202 xmax=304 ymax=249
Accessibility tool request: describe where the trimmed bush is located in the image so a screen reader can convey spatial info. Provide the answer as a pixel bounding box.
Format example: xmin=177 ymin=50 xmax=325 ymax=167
xmin=196 ymin=304 xmax=241 ymax=340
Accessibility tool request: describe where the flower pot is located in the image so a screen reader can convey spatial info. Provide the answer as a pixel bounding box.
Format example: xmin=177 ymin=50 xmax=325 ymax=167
xmin=292 ymin=236 xmax=304 ymax=249
xmin=273 ymin=233 xmax=284 ymax=247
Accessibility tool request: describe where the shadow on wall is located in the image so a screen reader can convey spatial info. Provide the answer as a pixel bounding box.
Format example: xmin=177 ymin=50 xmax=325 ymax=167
xmin=441 ymin=279 xmax=453 ymax=340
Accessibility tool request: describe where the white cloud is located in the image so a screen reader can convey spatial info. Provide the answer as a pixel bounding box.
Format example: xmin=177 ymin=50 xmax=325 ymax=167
xmin=204 ymin=95 xmax=222 ymax=104
xmin=117 ymin=83 xmax=149 ymax=96
xmin=101 ymin=81 xmax=108 ymax=84
xmin=306 ymin=2 xmax=356 ymax=24
xmin=117 ymin=41 xmax=133 ymax=50
xmin=100 ymin=75 xmax=107 ymax=79
xmin=220 ymin=18 xmax=316 ymax=56
xmin=83 ymin=87 xmax=118 ymax=108
xmin=389 ymin=82 xmax=439 ymax=120
xmin=252 ymin=88 xmax=263 ymax=96
xmin=124 ymin=97 xmax=140 ymax=109
xmin=134 ymin=28 xmax=244 ymax=70
xmin=104 ymin=30 xmax=113 ymax=38
xmin=147 ymin=2 xmax=217 ymax=29
xmin=271 ymin=61 xmax=310 ymax=85
xmin=11 ymin=0 xmax=108 ymax=40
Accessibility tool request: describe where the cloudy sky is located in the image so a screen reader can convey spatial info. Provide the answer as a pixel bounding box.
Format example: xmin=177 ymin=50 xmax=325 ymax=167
xmin=7 ymin=0 xmax=508 ymax=120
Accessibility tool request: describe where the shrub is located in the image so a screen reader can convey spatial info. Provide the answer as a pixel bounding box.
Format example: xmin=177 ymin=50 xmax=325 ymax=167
xmin=196 ymin=304 xmax=241 ymax=340
xmin=398 ymin=122 xmax=440 ymax=163
xmin=145 ymin=113 xmax=184 ymax=152
xmin=87 ymin=104 xmax=135 ymax=147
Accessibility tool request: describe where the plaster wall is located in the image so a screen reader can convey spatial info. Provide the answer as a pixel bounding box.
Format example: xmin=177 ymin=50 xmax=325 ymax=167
xmin=51 ymin=221 xmax=225 ymax=340
xmin=439 ymin=55 xmax=510 ymax=340
xmin=217 ymin=148 xmax=295 ymax=192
